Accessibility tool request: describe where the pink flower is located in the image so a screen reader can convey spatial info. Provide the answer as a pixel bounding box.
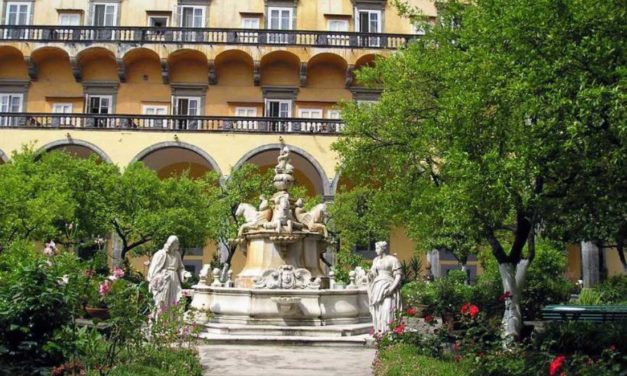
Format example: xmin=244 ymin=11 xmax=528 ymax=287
xmin=98 ymin=280 xmax=111 ymax=296
xmin=406 ymin=307 xmax=417 ymax=316
xmin=43 ymin=240 xmax=56 ymax=256
xmin=85 ymin=269 xmax=94 ymax=278
xmin=392 ymin=323 xmax=406 ymax=335
xmin=549 ymin=355 xmax=566 ymax=376
xmin=112 ymin=267 xmax=125 ymax=279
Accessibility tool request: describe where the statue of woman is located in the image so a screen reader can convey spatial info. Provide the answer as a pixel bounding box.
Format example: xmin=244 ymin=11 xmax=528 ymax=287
xmin=147 ymin=235 xmax=187 ymax=315
xmin=368 ymin=241 xmax=403 ymax=333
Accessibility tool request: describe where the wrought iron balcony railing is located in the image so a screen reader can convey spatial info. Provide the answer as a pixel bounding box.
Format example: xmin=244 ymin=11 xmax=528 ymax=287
xmin=0 ymin=113 xmax=343 ymax=134
xmin=0 ymin=25 xmax=414 ymax=49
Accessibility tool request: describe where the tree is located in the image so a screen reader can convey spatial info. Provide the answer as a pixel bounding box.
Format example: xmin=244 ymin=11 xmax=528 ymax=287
xmin=334 ymin=0 xmax=624 ymax=341
xmin=109 ymin=162 xmax=215 ymax=262
xmin=38 ymin=151 xmax=120 ymax=253
xmin=0 ymin=148 xmax=75 ymax=250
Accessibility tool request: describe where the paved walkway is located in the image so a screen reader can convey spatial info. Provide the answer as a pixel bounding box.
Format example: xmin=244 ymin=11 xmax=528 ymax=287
xmin=199 ymin=344 xmax=376 ymax=376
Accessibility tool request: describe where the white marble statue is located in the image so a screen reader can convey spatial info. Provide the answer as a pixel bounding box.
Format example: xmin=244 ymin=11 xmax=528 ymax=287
xmin=367 ymin=241 xmax=403 ymax=333
xmin=294 ymin=199 xmax=328 ymax=237
xmin=236 ymin=195 xmax=271 ymax=236
xmin=147 ymin=235 xmax=187 ymax=315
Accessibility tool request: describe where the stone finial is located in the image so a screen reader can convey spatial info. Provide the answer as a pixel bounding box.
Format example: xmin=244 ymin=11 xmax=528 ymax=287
xmin=211 ymin=268 xmax=222 ymax=287
xmin=347 ymin=270 xmax=357 ymax=289
xmin=226 ymin=269 xmax=234 ymax=287
xmin=198 ymin=264 xmax=211 ymax=286
xmin=329 ymin=270 xmax=336 ymax=289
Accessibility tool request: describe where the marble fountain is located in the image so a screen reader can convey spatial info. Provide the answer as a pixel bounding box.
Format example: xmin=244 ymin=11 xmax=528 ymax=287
xmin=190 ymin=147 xmax=372 ymax=345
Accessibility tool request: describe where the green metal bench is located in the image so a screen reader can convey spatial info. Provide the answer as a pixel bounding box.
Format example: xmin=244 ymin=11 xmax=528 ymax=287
xmin=541 ymin=305 xmax=627 ymax=322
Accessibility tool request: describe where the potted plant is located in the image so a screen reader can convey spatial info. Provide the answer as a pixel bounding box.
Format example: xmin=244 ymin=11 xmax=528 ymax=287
xmin=426 ymin=270 xmax=473 ymax=332
xmin=83 ymin=266 xmax=126 ymax=320
xmin=401 ymin=280 xmax=434 ymax=318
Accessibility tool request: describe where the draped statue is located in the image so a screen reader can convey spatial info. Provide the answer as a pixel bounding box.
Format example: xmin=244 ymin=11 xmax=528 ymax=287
xmin=147 ymin=235 xmax=187 ymax=315
xmin=367 ymin=241 xmax=403 ymax=333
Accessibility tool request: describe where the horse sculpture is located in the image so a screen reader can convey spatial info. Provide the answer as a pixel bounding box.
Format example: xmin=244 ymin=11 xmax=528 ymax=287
xmin=236 ymin=196 xmax=271 ymax=236
xmin=294 ymin=200 xmax=328 ymax=238
xmin=264 ymin=193 xmax=293 ymax=233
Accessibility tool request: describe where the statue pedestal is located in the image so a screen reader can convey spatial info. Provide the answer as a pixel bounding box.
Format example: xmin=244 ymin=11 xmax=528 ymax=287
xmin=235 ymin=230 xmax=328 ymax=288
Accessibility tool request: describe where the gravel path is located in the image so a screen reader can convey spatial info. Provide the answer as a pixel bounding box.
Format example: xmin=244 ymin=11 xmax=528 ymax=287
xmin=199 ymin=344 xmax=376 ymax=376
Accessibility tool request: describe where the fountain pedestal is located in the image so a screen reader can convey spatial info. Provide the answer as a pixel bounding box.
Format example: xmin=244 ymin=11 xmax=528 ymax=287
xmin=235 ymin=230 xmax=328 ymax=288
xmin=190 ymin=147 xmax=373 ymax=345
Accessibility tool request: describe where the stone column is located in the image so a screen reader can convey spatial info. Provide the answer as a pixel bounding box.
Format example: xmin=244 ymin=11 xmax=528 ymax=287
xmin=428 ymin=249 xmax=441 ymax=278
xmin=581 ymin=241 xmax=600 ymax=288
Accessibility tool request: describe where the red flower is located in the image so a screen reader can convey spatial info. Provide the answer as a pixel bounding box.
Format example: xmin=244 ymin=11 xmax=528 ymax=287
xmin=406 ymin=307 xmax=417 ymax=316
xmin=424 ymin=315 xmax=434 ymax=324
xmin=499 ymin=291 xmax=512 ymax=302
xmin=453 ymin=355 xmax=463 ymax=363
xmin=549 ymin=355 xmax=566 ymax=376
xmin=461 ymin=303 xmax=480 ymax=319
xmin=461 ymin=303 xmax=470 ymax=314
xmin=392 ymin=323 xmax=406 ymax=335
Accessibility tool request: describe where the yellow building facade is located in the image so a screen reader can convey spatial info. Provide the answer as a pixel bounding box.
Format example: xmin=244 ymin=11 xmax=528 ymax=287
xmin=0 ymin=0 xmax=621 ymax=280
xmin=0 ymin=0 xmax=441 ymax=276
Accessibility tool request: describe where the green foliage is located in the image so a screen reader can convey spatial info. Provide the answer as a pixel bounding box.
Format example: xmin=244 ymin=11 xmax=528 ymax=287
xmin=400 ymin=254 xmax=422 ymax=283
xmin=334 ymin=0 xmax=625 ymax=340
xmin=576 ymin=288 xmax=604 ymax=305
xmin=534 ymin=321 xmax=627 ymax=358
xmin=101 ymin=347 xmax=202 ymax=376
xmin=374 ymin=344 xmax=471 ymax=376
xmin=429 ymin=273 xmax=473 ymax=317
xmin=332 ymin=247 xmax=367 ymax=284
xmin=0 ymin=241 xmax=84 ymax=374
xmin=0 ymin=148 xmax=75 ymax=249
xmin=475 ymin=241 xmax=572 ymax=319
xmin=597 ymin=275 xmax=627 ymax=304
xmin=38 ymin=152 xmax=120 ymax=251
xmin=328 ymin=186 xmax=394 ymax=253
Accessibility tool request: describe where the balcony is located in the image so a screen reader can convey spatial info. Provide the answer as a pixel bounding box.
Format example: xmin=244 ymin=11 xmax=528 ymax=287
xmin=0 ymin=25 xmax=414 ymax=50
xmin=0 ymin=113 xmax=343 ymax=134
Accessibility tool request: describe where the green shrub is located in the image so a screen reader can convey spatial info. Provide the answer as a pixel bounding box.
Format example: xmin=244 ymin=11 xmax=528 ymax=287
xmin=0 ymin=241 xmax=83 ymax=374
xmin=576 ymin=288 xmax=604 ymax=305
xmin=597 ymin=275 xmax=627 ymax=304
xmin=475 ymin=241 xmax=572 ymax=320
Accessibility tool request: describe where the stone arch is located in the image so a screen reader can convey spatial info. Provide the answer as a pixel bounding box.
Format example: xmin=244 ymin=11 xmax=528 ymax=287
xmin=352 ymin=53 xmax=383 ymax=87
xmin=214 ymin=49 xmax=254 ymax=86
xmin=38 ymin=139 xmax=113 ymax=163
xmin=232 ymin=144 xmax=331 ymax=197
xmin=122 ymin=47 xmax=162 ymax=84
xmin=307 ymin=53 xmax=348 ymax=89
xmin=130 ymin=141 xmax=222 ymax=179
xmin=260 ymin=50 xmax=300 ymax=86
xmin=0 ymin=45 xmax=27 ymax=79
xmin=76 ymin=47 xmax=118 ymax=82
xmin=167 ymin=49 xmax=209 ymax=84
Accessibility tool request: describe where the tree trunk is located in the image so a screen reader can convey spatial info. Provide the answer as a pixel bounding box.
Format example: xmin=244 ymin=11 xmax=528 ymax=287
xmin=581 ymin=241 xmax=600 ymax=288
xmin=498 ymin=259 xmax=529 ymax=344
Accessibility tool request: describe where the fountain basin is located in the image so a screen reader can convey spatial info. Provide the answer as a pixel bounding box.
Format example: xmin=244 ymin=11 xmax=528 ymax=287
xmin=190 ymin=285 xmax=370 ymax=326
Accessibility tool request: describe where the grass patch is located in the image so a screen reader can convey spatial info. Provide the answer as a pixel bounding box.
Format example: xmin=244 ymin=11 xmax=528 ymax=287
xmin=89 ymin=347 xmax=203 ymax=376
xmin=375 ymin=344 xmax=470 ymax=376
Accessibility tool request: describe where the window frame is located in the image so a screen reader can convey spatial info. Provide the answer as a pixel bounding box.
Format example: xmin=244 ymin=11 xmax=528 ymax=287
xmin=355 ymin=9 xmax=382 ymax=33
xmin=91 ymin=3 xmax=118 ymax=26
xmin=5 ymin=2 xmax=31 ymax=25
xmin=0 ymin=93 xmax=23 ymax=126
xmin=267 ymin=7 xmax=293 ymax=30
xmin=179 ymin=5 xmax=206 ymax=28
